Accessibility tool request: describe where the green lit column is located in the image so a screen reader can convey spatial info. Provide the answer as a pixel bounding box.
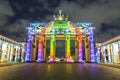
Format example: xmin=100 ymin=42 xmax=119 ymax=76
xmin=66 ymin=33 xmax=71 ymax=62
xmin=50 ymin=33 xmax=55 ymax=62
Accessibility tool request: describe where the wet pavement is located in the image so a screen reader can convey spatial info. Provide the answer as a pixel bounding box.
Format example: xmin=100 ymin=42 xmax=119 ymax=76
xmin=0 ymin=62 xmax=24 ymax=67
xmin=0 ymin=63 xmax=120 ymax=80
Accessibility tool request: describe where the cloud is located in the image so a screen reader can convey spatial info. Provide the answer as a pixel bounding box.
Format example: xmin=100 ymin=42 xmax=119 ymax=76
xmin=8 ymin=0 xmax=61 ymax=21
xmin=0 ymin=0 xmax=14 ymax=26
xmin=0 ymin=0 xmax=29 ymax=41
xmin=54 ymin=0 xmax=120 ymax=42
xmin=0 ymin=19 xmax=29 ymax=41
xmin=0 ymin=0 xmax=62 ymax=41
xmin=0 ymin=0 xmax=14 ymax=16
xmin=0 ymin=0 xmax=120 ymax=42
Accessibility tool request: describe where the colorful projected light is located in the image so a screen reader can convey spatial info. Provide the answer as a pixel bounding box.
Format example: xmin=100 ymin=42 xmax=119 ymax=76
xmin=25 ymin=10 xmax=96 ymax=63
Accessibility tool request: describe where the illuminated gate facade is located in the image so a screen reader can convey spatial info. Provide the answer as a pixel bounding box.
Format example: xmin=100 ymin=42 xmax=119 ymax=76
xmin=25 ymin=10 xmax=96 ymax=62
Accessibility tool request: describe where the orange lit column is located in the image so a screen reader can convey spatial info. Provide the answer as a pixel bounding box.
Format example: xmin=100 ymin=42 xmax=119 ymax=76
xmin=37 ymin=34 xmax=43 ymax=62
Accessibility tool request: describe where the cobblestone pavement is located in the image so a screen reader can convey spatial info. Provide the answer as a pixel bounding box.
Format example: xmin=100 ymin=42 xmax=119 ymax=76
xmin=0 ymin=62 xmax=24 ymax=67
xmin=98 ymin=63 xmax=120 ymax=69
xmin=0 ymin=63 xmax=120 ymax=80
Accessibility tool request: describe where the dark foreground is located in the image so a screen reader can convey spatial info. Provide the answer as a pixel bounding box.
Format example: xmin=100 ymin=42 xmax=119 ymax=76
xmin=0 ymin=63 xmax=120 ymax=80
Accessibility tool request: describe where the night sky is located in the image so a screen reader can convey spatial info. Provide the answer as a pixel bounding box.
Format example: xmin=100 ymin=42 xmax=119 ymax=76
xmin=0 ymin=0 xmax=120 ymax=42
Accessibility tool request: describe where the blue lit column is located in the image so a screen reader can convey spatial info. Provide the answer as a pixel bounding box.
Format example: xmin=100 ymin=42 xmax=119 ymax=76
xmin=89 ymin=33 xmax=95 ymax=62
xmin=25 ymin=27 xmax=33 ymax=62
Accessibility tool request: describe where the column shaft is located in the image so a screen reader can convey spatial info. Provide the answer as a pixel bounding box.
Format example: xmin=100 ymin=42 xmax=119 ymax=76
xmin=118 ymin=41 xmax=120 ymax=62
xmin=37 ymin=34 xmax=43 ymax=62
xmin=25 ymin=34 xmax=32 ymax=62
xmin=107 ymin=45 xmax=111 ymax=63
xmin=66 ymin=34 xmax=71 ymax=62
xmin=89 ymin=34 xmax=95 ymax=62
xmin=50 ymin=34 xmax=55 ymax=62
xmin=112 ymin=43 xmax=117 ymax=63
xmin=77 ymin=33 xmax=83 ymax=62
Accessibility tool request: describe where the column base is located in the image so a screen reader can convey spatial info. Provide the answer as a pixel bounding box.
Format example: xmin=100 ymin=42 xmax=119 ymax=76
xmin=78 ymin=59 xmax=84 ymax=63
xmin=91 ymin=60 xmax=96 ymax=63
xmin=49 ymin=58 xmax=55 ymax=62
xmin=37 ymin=59 xmax=42 ymax=63
xmin=25 ymin=60 xmax=31 ymax=62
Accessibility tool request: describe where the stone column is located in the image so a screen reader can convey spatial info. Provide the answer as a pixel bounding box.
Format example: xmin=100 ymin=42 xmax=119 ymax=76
xmin=118 ymin=41 xmax=120 ymax=62
xmin=1 ymin=42 xmax=7 ymax=62
xmin=109 ymin=44 xmax=114 ymax=63
xmin=88 ymin=34 xmax=95 ymax=62
xmin=112 ymin=43 xmax=117 ymax=63
xmin=49 ymin=34 xmax=55 ymax=62
xmin=43 ymin=39 xmax=46 ymax=61
xmin=103 ymin=47 xmax=107 ymax=63
xmin=31 ymin=36 xmax=37 ymax=62
xmin=25 ymin=27 xmax=33 ymax=62
xmin=0 ymin=40 xmax=2 ymax=62
xmin=37 ymin=34 xmax=43 ymax=62
xmin=5 ymin=42 xmax=8 ymax=62
xmin=96 ymin=46 xmax=100 ymax=63
xmin=66 ymin=34 xmax=71 ymax=62
xmin=75 ymin=38 xmax=78 ymax=62
xmin=7 ymin=44 xmax=11 ymax=62
xmin=107 ymin=45 xmax=111 ymax=63
xmin=14 ymin=45 xmax=18 ymax=62
xmin=84 ymin=36 xmax=90 ymax=62
xmin=10 ymin=44 xmax=14 ymax=62
xmin=114 ymin=42 xmax=119 ymax=63
xmin=77 ymin=33 xmax=83 ymax=62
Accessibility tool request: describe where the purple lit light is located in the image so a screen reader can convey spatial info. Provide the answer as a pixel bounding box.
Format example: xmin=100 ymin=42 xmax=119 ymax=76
xmin=77 ymin=34 xmax=83 ymax=62
xmin=89 ymin=34 xmax=95 ymax=62
xmin=67 ymin=58 xmax=70 ymax=62
xmin=49 ymin=58 xmax=54 ymax=62
xmin=25 ymin=34 xmax=32 ymax=62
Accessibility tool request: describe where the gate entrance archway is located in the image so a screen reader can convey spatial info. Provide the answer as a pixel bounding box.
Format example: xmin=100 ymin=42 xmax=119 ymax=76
xmin=25 ymin=10 xmax=96 ymax=63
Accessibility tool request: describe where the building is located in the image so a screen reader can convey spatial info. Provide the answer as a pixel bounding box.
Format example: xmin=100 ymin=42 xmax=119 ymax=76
xmin=25 ymin=10 xmax=96 ymax=62
xmin=96 ymin=35 xmax=120 ymax=63
xmin=0 ymin=35 xmax=26 ymax=63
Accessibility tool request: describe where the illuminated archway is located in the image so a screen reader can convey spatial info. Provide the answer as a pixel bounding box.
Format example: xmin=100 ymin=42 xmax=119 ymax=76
xmin=25 ymin=10 xmax=96 ymax=63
